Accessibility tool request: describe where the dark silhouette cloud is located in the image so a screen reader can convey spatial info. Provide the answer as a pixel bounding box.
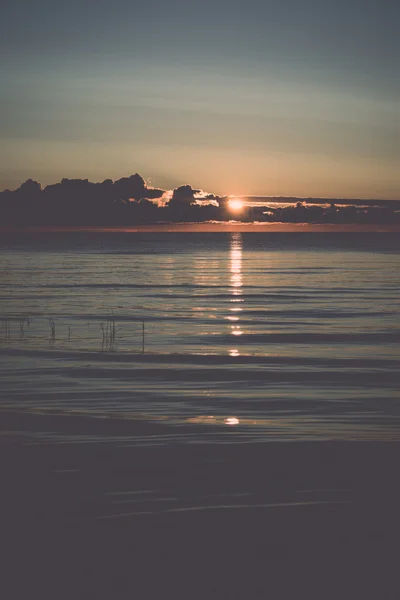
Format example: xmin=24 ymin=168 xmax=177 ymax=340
xmin=113 ymin=174 xmax=163 ymax=202
xmin=167 ymin=185 xmax=200 ymax=209
xmin=18 ymin=179 xmax=42 ymax=195
xmin=0 ymin=173 xmax=399 ymax=227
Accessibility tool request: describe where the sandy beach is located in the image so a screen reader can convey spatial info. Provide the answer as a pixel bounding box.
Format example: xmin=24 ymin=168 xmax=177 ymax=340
xmin=2 ymin=409 xmax=400 ymax=599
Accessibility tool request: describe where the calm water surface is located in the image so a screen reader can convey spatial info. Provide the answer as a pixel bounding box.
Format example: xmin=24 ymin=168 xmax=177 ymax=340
xmin=1 ymin=231 xmax=399 ymax=443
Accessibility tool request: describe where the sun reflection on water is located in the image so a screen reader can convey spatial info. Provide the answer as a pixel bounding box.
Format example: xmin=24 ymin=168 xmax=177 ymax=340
xmin=225 ymin=417 xmax=240 ymax=426
xmin=228 ymin=233 xmax=244 ymax=346
xmin=230 ymin=233 xmax=243 ymax=295
xmin=186 ymin=415 xmax=241 ymax=426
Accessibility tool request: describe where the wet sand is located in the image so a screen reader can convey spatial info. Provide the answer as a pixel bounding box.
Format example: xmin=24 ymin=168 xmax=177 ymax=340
xmin=1 ymin=410 xmax=400 ymax=599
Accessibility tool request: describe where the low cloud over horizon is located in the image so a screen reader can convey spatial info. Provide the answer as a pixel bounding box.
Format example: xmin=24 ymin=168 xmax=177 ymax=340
xmin=2 ymin=171 xmax=399 ymax=228
xmin=2 ymin=172 xmax=399 ymax=204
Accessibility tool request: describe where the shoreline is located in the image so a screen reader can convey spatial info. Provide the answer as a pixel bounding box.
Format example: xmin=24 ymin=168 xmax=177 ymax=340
xmin=0 ymin=415 xmax=400 ymax=600
xmin=2 ymin=408 xmax=400 ymax=598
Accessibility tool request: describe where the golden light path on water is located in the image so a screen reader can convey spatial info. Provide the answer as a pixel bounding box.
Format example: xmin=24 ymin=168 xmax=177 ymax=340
xmin=225 ymin=233 xmax=243 ymax=423
xmin=228 ymin=232 xmax=243 ymax=356
xmin=185 ymin=415 xmax=241 ymax=426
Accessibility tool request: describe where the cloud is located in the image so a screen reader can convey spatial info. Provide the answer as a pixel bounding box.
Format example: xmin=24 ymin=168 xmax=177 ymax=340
xmin=113 ymin=173 xmax=164 ymax=201
xmin=167 ymin=184 xmax=200 ymax=208
xmin=166 ymin=185 xmax=225 ymax=208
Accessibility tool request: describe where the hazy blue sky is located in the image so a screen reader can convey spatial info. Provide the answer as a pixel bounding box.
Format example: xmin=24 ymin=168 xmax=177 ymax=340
xmin=1 ymin=0 xmax=399 ymax=198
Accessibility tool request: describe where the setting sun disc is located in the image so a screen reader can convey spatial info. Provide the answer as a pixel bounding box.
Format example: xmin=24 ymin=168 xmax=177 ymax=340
xmin=228 ymin=199 xmax=245 ymax=212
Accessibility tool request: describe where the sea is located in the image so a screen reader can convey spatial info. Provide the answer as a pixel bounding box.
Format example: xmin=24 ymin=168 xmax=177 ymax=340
xmin=1 ymin=229 xmax=400 ymax=444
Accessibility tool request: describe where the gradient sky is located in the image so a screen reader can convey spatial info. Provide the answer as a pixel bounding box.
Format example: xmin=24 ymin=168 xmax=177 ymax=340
xmin=1 ymin=0 xmax=399 ymax=198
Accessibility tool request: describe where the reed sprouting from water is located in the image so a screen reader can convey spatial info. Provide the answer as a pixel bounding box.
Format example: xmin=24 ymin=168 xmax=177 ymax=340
xmin=101 ymin=312 xmax=116 ymax=351
xmin=111 ymin=310 xmax=116 ymax=346
xmin=3 ymin=317 xmax=11 ymax=342
xmin=2 ymin=312 xmax=149 ymax=354
xmin=48 ymin=316 xmax=56 ymax=343
xmin=19 ymin=316 xmax=30 ymax=340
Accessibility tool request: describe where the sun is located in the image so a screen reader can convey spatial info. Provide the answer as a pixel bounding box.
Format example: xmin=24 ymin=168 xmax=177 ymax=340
xmin=228 ymin=198 xmax=245 ymax=212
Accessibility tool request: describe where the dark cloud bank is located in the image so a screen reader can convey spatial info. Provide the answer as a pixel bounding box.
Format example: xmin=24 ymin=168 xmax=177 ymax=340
xmin=1 ymin=174 xmax=399 ymax=226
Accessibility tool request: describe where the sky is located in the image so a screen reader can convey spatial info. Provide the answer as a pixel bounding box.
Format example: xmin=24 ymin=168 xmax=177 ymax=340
xmin=1 ymin=0 xmax=399 ymax=199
